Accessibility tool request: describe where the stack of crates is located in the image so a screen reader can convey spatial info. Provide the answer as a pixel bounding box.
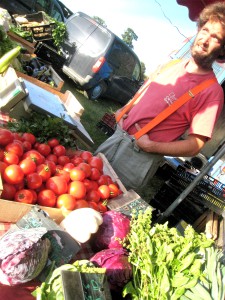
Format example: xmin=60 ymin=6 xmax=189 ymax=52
xmin=97 ymin=113 xmax=116 ymax=136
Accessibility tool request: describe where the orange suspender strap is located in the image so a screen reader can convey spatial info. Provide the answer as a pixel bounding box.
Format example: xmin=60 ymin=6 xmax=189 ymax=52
xmin=115 ymin=78 xmax=151 ymax=123
xmin=133 ymin=77 xmax=217 ymax=140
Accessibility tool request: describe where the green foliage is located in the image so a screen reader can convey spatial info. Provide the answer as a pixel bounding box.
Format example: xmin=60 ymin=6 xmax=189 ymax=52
xmin=141 ymin=61 xmax=147 ymax=80
xmin=0 ymin=25 xmax=19 ymax=57
xmin=121 ymin=28 xmax=138 ymax=49
xmin=6 ymin=111 xmax=77 ymax=148
xmin=51 ymin=20 xmax=68 ymax=51
xmin=123 ymin=208 xmax=215 ymax=300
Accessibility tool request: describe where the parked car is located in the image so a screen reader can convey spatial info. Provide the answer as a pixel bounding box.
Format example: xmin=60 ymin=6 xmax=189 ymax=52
xmin=0 ymin=0 xmax=73 ymax=22
xmin=61 ymin=12 xmax=143 ymax=104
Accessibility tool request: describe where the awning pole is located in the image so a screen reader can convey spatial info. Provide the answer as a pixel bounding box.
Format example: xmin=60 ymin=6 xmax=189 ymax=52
xmin=156 ymin=145 xmax=225 ymax=224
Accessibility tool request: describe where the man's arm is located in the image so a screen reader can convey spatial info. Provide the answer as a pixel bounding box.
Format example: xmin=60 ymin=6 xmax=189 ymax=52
xmin=135 ymin=124 xmax=207 ymax=157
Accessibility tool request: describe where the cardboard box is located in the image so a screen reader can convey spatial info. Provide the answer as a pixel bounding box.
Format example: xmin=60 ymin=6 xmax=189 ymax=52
xmin=0 ymin=153 xmax=127 ymax=224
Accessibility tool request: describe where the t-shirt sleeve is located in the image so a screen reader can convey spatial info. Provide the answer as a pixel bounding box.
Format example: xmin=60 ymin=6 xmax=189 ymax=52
xmin=188 ymin=88 xmax=224 ymax=139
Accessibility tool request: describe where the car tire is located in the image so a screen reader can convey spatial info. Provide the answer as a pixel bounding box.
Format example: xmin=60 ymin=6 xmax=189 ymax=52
xmin=84 ymin=82 xmax=107 ymax=100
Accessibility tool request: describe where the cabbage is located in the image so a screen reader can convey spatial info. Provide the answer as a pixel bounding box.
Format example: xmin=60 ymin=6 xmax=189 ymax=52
xmin=90 ymin=248 xmax=132 ymax=291
xmin=91 ymin=210 xmax=130 ymax=251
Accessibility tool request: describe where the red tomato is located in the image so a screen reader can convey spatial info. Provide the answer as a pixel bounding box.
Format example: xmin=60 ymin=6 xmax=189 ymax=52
xmin=83 ymin=178 xmax=94 ymax=192
xmin=22 ymin=141 xmax=32 ymax=151
xmin=3 ymin=152 xmax=19 ymax=165
xmin=0 ymin=129 xmax=14 ymax=146
xmin=12 ymin=132 xmax=23 ymax=141
xmin=14 ymin=181 xmax=25 ymax=191
xmin=77 ymin=162 xmax=91 ymax=178
xmin=108 ymin=183 xmax=120 ymax=198
xmin=0 ymin=148 xmax=4 ymax=160
xmin=71 ymin=156 xmax=83 ymax=166
xmin=75 ymin=199 xmax=89 ymax=209
xmin=26 ymin=173 xmax=43 ymax=190
xmin=63 ymin=162 xmax=75 ymax=172
xmin=80 ymin=151 xmax=93 ymax=162
xmin=0 ymin=161 xmax=8 ymax=174
xmin=30 ymin=189 xmax=38 ymax=204
xmin=97 ymin=174 xmax=111 ymax=186
xmin=91 ymin=180 xmax=99 ymax=190
xmin=46 ymin=154 xmax=58 ymax=164
xmin=37 ymin=143 xmax=51 ymax=157
xmin=70 ymin=167 xmax=86 ymax=181
xmin=15 ymin=189 xmax=34 ymax=204
xmin=89 ymin=167 xmax=101 ymax=181
xmin=56 ymin=194 xmax=76 ymax=210
xmin=37 ymin=189 xmax=57 ymax=207
xmin=36 ymin=164 xmax=51 ymax=182
xmin=3 ymin=164 xmax=24 ymax=184
xmin=89 ymin=156 xmax=103 ymax=171
xmin=47 ymin=138 xmax=60 ymax=148
xmin=5 ymin=142 xmax=23 ymax=157
xmin=23 ymin=150 xmax=45 ymax=165
xmin=86 ymin=189 xmax=101 ymax=202
xmin=98 ymin=185 xmax=110 ymax=200
xmin=57 ymin=155 xmax=70 ymax=166
xmin=88 ymin=201 xmax=99 ymax=211
xmin=46 ymin=176 xmax=68 ymax=195
xmin=45 ymin=160 xmax=57 ymax=175
xmin=68 ymin=181 xmax=86 ymax=199
xmin=52 ymin=145 xmax=66 ymax=157
xmin=22 ymin=132 xmax=36 ymax=145
xmin=55 ymin=169 xmax=70 ymax=183
xmin=1 ymin=183 xmax=17 ymax=200
xmin=19 ymin=158 xmax=37 ymax=175
xmin=98 ymin=201 xmax=108 ymax=213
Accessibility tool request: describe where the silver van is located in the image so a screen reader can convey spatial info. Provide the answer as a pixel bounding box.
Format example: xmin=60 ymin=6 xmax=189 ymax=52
xmin=62 ymin=12 xmax=143 ymax=104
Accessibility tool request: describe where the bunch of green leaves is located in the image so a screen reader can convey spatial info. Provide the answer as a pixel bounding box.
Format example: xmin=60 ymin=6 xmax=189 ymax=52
xmin=51 ymin=20 xmax=68 ymax=51
xmin=122 ymin=208 xmax=215 ymax=300
xmin=0 ymin=25 xmax=19 ymax=57
xmin=32 ymin=260 xmax=105 ymax=300
xmin=9 ymin=25 xmax=33 ymax=42
xmin=6 ymin=111 xmax=77 ymax=148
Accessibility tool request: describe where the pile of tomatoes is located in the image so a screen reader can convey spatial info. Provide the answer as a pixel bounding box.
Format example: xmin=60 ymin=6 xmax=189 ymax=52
xmin=0 ymin=128 xmax=123 ymax=213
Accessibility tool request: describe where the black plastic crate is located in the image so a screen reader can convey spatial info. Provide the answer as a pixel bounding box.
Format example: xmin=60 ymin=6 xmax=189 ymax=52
xmin=13 ymin=11 xmax=55 ymax=41
xmin=170 ymin=165 xmax=225 ymax=215
xmin=34 ymin=42 xmax=67 ymax=70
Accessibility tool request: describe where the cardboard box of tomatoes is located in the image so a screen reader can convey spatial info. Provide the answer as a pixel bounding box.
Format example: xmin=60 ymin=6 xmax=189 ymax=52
xmin=0 ymin=153 xmax=127 ymax=224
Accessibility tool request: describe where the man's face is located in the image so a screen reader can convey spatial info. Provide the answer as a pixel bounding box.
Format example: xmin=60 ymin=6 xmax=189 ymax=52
xmin=191 ymin=21 xmax=225 ymax=68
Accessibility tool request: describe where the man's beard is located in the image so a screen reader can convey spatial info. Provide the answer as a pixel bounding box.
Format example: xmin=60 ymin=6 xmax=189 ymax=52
xmin=191 ymin=43 xmax=221 ymax=69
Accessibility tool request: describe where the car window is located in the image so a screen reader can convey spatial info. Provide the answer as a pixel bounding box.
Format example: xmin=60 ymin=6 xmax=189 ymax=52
xmin=108 ymin=40 xmax=140 ymax=80
xmin=51 ymin=4 xmax=63 ymax=22
xmin=34 ymin=0 xmax=51 ymax=14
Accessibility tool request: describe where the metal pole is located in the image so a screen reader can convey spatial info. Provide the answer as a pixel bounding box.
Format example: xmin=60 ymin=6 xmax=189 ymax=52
xmin=156 ymin=144 xmax=225 ymax=224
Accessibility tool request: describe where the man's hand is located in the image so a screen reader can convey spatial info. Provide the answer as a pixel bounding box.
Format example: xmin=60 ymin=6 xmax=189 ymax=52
xmin=115 ymin=110 xmax=128 ymax=128
xmin=134 ymin=123 xmax=206 ymax=157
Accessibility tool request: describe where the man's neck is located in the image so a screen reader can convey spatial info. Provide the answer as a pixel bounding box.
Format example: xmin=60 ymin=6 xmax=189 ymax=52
xmin=186 ymin=58 xmax=213 ymax=74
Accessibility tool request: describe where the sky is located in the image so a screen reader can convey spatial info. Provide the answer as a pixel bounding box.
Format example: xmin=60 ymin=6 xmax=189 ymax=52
xmin=60 ymin=0 xmax=197 ymax=74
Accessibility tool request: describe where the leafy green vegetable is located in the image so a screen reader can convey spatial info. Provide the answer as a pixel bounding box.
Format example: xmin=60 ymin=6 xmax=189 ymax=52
xmin=0 ymin=25 xmax=19 ymax=57
xmin=32 ymin=260 xmax=105 ymax=300
xmin=6 ymin=111 xmax=78 ymax=148
xmin=122 ymin=208 xmax=215 ymax=300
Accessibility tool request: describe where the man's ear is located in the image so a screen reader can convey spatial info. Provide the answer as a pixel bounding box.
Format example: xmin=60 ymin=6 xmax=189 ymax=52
xmin=216 ymin=45 xmax=225 ymax=63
